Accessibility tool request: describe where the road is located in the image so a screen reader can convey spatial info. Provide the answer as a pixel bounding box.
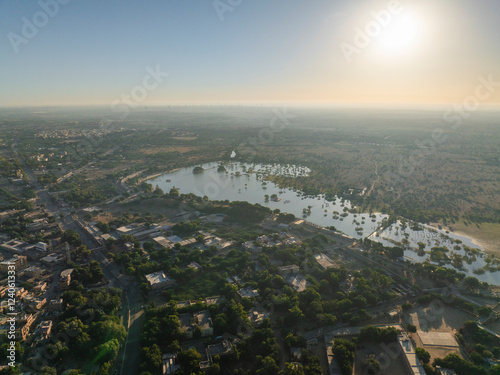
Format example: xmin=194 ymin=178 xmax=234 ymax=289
xmin=13 ymin=142 xmax=144 ymax=375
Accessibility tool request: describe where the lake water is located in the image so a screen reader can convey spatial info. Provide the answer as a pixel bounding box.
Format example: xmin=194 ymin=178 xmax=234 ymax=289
xmin=148 ymin=161 xmax=499 ymax=285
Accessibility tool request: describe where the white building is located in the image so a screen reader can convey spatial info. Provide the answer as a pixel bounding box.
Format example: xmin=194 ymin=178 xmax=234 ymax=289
xmin=145 ymin=271 xmax=176 ymax=290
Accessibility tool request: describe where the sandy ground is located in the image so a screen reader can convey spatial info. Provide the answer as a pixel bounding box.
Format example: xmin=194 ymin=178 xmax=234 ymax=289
xmin=431 ymin=222 xmax=500 ymax=257
xmin=403 ymin=304 xmax=475 ymax=362
xmin=405 ymin=305 xmax=473 ymax=333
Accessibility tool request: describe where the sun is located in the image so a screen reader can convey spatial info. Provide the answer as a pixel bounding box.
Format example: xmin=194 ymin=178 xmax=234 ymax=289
xmin=376 ymin=11 xmax=422 ymax=55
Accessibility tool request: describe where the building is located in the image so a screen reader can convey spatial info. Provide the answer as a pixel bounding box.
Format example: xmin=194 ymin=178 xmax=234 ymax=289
xmin=206 ymin=340 xmax=233 ymax=363
xmin=286 ymin=274 xmax=310 ymax=293
xmin=40 ymin=320 xmax=53 ymax=339
xmin=248 ymin=308 xmax=268 ymax=326
xmin=237 ymin=287 xmax=259 ymax=298
xmin=242 ymin=241 xmax=262 ymax=254
xmin=187 ymin=262 xmax=201 ymax=270
xmin=0 ymin=239 xmax=29 ymax=253
xmin=33 ymin=242 xmax=48 ymax=252
xmin=153 ymin=236 xmax=174 ymax=250
xmin=145 ymin=271 xmax=176 ymax=290
xmin=40 ymin=253 xmax=65 ymax=266
xmin=167 ymin=235 xmax=183 ymax=244
xmin=23 ymin=266 xmax=42 ymax=278
xmin=204 ymin=236 xmax=232 ymax=250
xmin=179 ymin=310 xmax=213 ymax=339
xmin=436 ymin=367 xmax=457 ymax=375
xmin=0 ymin=255 xmax=28 ymax=272
xmin=17 ymin=313 xmax=36 ymax=341
xmin=33 ymin=281 xmax=48 ymax=294
xmin=290 ymin=219 xmax=305 ymax=228
xmin=27 ymin=297 xmax=47 ymax=311
xmin=59 ymin=269 xmax=74 ymax=290
xmin=398 ymin=332 xmax=427 ymax=375
xmin=162 ymin=353 xmax=180 ymax=374
xmin=314 ymin=253 xmax=335 ymax=269
xmin=279 ymin=264 xmax=300 ymax=275
xmin=48 ymin=299 xmax=63 ymax=312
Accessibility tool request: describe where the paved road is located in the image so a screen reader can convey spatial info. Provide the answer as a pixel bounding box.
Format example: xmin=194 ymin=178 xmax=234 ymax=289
xmin=14 ymin=144 xmax=143 ymax=375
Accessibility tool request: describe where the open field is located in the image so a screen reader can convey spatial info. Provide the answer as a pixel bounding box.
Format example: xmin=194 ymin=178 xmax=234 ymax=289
xmin=439 ymin=221 xmax=500 ymax=257
xmin=140 ymin=146 xmax=198 ymax=154
xmin=404 ymin=304 xmax=475 ymax=361
xmin=404 ymin=305 xmax=474 ymax=333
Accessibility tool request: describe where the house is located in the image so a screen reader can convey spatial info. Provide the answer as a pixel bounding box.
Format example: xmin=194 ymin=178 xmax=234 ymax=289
xmin=124 ymin=242 xmax=134 ymax=251
xmin=242 ymin=241 xmax=262 ymax=254
xmin=0 ymin=255 xmax=28 ymax=272
xmin=436 ymin=367 xmax=457 ymax=375
xmin=59 ymin=269 xmax=74 ymax=290
xmin=279 ymin=265 xmax=300 ymax=275
xmin=17 ymin=313 xmax=36 ymax=341
xmin=179 ymin=311 xmax=214 ymax=339
xmin=33 ymin=281 xmax=48 ymax=294
xmin=40 ymin=253 xmax=65 ymax=266
xmin=286 ymin=274 xmax=310 ymax=293
xmin=33 ymin=242 xmax=48 ymax=252
xmin=0 ymin=239 xmax=29 ymax=253
xmin=248 ymin=308 xmax=268 ymax=326
xmin=27 ymin=297 xmax=47 ymax=311
xmin=145 ymin=271 xmax=176 ymax=290
xmin=290 ymin=219 xmax=305 ymax=228
xmin=237 ymin=287 xmax=259 ymax=298
xmin=167 ymin=235 xmax=183 ymax=244
xmin=204 ymin=236 xmax=232 ymax=250
xmin=314 ymin=253 xmax=335 ymax=269
xmin=47 ymin=299 xmax=63 ymax=312
xmin=23 ymin=266 xmax=42 ymax=278
xmin=162 ymin=353 xmax=180 ymax=374
xmin=153 ymin=236 xmax=174 ymax=249
xmin=187 ymin=262 xmax=201 ymax=270
xmin=206 ymin=340 xmax=233 ymax=364
xmin=40 ymin=320 xmax=53 ymax=339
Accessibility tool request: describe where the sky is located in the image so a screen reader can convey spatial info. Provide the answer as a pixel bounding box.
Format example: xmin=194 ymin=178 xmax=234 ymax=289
xmin=1 ymin=0 xmax=500 ymax=107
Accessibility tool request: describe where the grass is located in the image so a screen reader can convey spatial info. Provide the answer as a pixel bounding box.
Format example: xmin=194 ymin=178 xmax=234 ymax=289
xmin=166 ymin=270 xmax=226 ymax=301
xmin=442 ymin=221 xmax=500 ymax=256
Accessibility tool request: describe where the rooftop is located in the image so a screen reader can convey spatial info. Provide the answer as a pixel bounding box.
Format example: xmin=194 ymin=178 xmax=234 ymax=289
xmin=145 ymin=271 xmax=175 ymax=286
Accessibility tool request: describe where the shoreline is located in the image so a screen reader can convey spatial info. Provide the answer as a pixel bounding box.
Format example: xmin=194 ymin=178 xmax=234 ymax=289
xmin=429 ymin=222 xmax=495 ymax=255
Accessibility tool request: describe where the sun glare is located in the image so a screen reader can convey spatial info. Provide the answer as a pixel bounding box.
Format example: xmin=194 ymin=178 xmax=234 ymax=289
xmin=376 ymin=11 xmax=422 ymax=55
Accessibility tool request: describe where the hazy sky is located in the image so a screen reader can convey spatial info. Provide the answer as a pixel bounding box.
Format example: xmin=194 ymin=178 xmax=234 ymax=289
xmin=1 ymin=0 xmax=500 ymax=107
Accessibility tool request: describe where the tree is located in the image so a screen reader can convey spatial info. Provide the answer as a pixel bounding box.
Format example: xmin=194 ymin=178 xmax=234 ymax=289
xmin=94 ymin=339 xmax=120 ymax=364
xmin=416 ymin=347 xmax=430 ymax=364
xmin=169 ymin=187 xmax=180 ymax=198
xmin=141 ymin=344 xmax=162 ymax=373
xmin=463 ymin=276 xmax=481 ymax=291
xmin=407 ymin=324 xmax=417 ymax=333
xmin=332 ymin=339 xmax=356 ymax=375
xmin=178 ymin=348 xmax=201 ymax=373
xmin=62 ymin=229 xmax=82 ymax=246
xmin=363 ymin=357 xmax=381 ymax=375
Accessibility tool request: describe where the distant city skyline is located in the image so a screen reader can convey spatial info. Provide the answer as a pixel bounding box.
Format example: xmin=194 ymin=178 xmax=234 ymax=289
xmin=1 ymin=0 xmax=500 ymax=107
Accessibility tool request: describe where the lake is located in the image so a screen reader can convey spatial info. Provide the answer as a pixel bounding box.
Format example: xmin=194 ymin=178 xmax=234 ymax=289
xmin=148 ymin=161 xmax=500 ymax=285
